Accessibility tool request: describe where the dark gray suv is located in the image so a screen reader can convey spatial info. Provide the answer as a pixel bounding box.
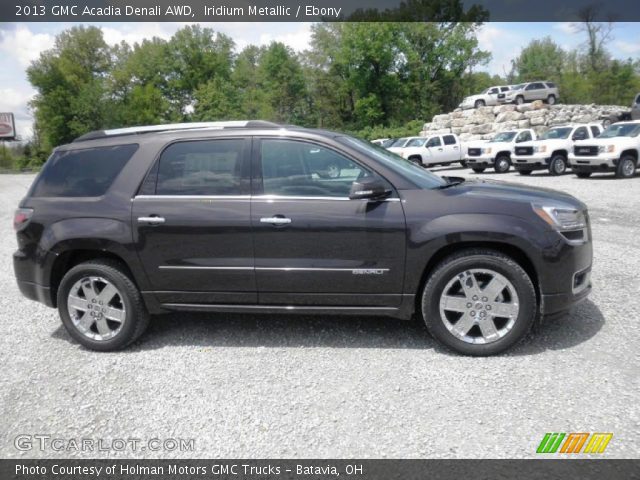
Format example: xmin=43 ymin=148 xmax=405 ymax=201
xmin=13 ymin=121 xmax=593 ymax=355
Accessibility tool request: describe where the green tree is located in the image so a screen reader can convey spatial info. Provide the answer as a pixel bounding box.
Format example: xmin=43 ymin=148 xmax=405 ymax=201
xmin=27 ymin=26 xmax=112 ymax=149
xmin=511 ymin=37 xmax=566 ymax=82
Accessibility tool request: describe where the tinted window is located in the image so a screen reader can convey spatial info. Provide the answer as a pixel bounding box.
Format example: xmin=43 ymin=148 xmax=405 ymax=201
xmin=489 ymin=88 xmax=498 ymax=94
xmin=590 ymin=126 xmax=601 ymax=137
xmin=31 ymin=144 xmax=138 ymax=197
xmin=573 ymin=127 xmax=588 ymax=140
xmin=516 ymin=131 xmax=532 ymax=142
xmin=526 ymin=83 xmax=543 ymax=90
xmin=546 ymin=82 xmax=556 ymax=88
xmin=337 ymin=136 xmax=447 ymax=190
xmin=443 ymin=135 xmax=457 ymax=145
xmin=426 ymin=137 xmax=442 ymax=147
xmin=156 ymin=139 xmax=245 ymax=195
xmin=261 ymin=139 xmax=371 ymax=197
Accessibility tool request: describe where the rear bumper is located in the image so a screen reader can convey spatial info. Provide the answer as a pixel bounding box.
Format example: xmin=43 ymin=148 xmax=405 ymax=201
xmin=16 ymin=280 xmax=54 ymax=308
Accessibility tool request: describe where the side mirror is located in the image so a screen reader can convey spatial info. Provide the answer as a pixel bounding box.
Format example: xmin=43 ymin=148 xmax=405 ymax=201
xmin=349 ymin=177 xmax=391 ymax=201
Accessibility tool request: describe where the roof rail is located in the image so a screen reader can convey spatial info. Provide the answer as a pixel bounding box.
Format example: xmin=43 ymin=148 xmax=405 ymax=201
xmin=73 ymin=120 xmax=282 ymax=142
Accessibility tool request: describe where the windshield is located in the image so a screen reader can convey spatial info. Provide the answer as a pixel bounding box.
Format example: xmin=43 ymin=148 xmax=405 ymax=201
xmin=490 ymin=131 xmax=517 ymax=142
xmin=405 ymin=138 xmax=427 ymax=147
xmin=381 ymin=138 xmax=395 ymax=148
xmin=337 ymin=136 xmax=447 ymax=190
xmin=390 ymin=137 xmax=409 ymax=147
xmin=541 ymin=127 xmax=572 ymax=140
xmin=599 ymin=123 xmax=640 ymax=138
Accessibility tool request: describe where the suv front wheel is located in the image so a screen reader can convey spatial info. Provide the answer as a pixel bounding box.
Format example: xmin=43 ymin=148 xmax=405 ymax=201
xmin=421 ymin=249 xmax=537 ymax=356
xmin=57 ymin=260 xmax=149 ymax=351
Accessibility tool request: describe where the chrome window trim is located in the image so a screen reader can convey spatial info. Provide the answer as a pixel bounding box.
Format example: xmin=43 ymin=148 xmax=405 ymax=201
xmin=158 ymin=266 xmax=390 ymax=272
xmin=135 ymin=194 xmax=400 ymax=202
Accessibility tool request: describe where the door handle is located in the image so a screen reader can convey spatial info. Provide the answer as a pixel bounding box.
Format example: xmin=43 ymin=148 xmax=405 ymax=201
xmin=138 ymin=216 xmax=165 ymax=225
xmin=260 ymin=216 xmax=292 ymax=225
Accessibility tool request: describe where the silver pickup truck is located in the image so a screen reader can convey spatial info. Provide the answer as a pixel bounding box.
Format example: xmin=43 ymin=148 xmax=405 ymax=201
xmin=603 ymin=93 xmax=640 ymax=127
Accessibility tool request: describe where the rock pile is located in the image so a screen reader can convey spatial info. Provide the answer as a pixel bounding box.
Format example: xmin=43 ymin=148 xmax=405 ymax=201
xmin=420 ymin=101 xmax=628 ymax=142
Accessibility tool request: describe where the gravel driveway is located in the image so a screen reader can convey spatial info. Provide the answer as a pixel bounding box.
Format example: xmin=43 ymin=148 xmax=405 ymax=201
xmin=0 ymin=168 xmax=638 ymax=459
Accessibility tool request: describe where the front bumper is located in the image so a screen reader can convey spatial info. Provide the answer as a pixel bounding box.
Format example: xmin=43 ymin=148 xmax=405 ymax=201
xmin=537 ymin=229 xmax=593 ymax=316
xmin=513 ymin=154 xmax=551 ymax=170
xmin=466 ymin=154 xmax=494 ymax=166
xmin=568 ymin=154 xmax=618 ymax=172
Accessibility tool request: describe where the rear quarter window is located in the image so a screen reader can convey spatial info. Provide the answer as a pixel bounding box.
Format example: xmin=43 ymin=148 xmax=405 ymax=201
xmin=30 ymin=144 xmax=138 ymax=197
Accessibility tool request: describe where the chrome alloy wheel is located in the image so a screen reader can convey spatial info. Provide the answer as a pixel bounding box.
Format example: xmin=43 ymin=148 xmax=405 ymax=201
xmin=67 ymin=276 xmax=126 ymax=341
xmin=439 ymin=269 xmax=519 ymax=345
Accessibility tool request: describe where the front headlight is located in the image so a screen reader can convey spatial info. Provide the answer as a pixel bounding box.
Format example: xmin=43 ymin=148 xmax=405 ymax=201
xmin=482 ymin=147 xmax=492 ymax=154
xmin=532 ymin=204 xmax=586 ymax=231
xmin=598 ymin=145 xmax=615 ymax=153
xmin=535 ymin=145 xmax=547 ymax=153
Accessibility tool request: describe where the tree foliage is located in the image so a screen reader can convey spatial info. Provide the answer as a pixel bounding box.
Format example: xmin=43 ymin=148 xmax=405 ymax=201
xmin=22 ymin=16 xmax=640 ymax=167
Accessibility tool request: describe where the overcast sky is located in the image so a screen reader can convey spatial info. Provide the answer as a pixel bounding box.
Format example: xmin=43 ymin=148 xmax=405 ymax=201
xmin=1 ymin=22 xmax=639 ymax=140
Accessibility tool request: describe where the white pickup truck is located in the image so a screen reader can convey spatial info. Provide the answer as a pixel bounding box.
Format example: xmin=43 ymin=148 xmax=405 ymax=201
xmin=465 ymin=129 xmax=536 ymax=173
xmin=386 ymin=136 xmax=423 ymax=156
xmin=400 ymin=133 xmax=467 ymax=167
xmin=568 ymin=121 xmax=640 ymax=178
xmin=512 ymin=123 xmax=603 ymax=176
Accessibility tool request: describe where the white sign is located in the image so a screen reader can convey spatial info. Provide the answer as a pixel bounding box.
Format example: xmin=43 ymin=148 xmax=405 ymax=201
xmin=0 ymin=112 xmax=16 ymax=140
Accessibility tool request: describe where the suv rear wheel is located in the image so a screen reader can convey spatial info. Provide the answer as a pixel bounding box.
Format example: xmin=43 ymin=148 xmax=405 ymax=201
xmin=494 ymin=154 xmax=511 ymax=173
xmin=57 ymin=260 xmax=149 ymax=351
xmin=546 ymin=94 xmax=556 ymax=105
xmin=421 ymin=249 xmax=537 ymax=356
xmin=549 ymin=154 xmax=567 ymax=175
xmin=616 ymin=155 xmax=636 ymax=178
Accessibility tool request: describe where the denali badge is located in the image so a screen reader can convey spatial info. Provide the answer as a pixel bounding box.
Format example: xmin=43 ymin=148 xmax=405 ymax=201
xmin=352 ymin=269 xmax=386 ymax=275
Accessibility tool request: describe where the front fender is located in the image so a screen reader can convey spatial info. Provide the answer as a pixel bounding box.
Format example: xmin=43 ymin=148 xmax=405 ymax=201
xmin=403 ymin=212 xmax=549 ymax=295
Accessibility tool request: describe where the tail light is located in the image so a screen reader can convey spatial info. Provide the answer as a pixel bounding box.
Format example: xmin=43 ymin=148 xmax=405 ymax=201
xmin=13 ymin=208 xmax=33 ymax=231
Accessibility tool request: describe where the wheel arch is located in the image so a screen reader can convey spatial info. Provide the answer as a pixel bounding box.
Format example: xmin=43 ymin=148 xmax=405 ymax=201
xmin=414 ymin=241 xmax=540 ymax=314
xmin=551 ymin=149 xmax=568 ymax=158
xmin=49 ymin=248 xmax=140 ymax=308
xmin=620 ymin=149 xmax=638 ymax=161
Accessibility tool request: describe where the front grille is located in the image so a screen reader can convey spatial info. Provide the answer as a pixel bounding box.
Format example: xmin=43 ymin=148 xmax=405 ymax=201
xmin=515 ymin=146 xmax=534 ymax=156
xmin=574 ymin=145 xmax=598 ymax=156
xmin=468 ymin=148 xmax=481 ymax=157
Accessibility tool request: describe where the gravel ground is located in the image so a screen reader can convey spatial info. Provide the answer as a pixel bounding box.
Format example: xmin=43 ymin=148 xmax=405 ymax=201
xmin=0 ymin=168 xmax=638 ymax=459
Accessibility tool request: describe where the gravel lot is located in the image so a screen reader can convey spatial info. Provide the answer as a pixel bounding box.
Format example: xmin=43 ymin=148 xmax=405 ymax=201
xmin=0 ymin=168 xmax=638 ymax=459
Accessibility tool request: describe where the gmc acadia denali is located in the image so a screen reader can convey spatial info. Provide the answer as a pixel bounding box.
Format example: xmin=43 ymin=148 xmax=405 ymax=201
xmin=13 ymin=121 xmax=593 ymax=355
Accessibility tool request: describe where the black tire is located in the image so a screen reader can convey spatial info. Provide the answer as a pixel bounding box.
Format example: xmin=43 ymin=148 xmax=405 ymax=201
xmin=460 ymin=160 xmax=467 ymax=168
xmin=615 ymin=155 xmax=636 ymax=178
xmin=494 ymin=154 xmax=511 ymax=173
xmin=515 ymin=95 xmax=525 ymax=105
xmin=518 ymin=169 xmax=533 ymax=176
xmin=549 ymin=154 xmax=567 ymax=176
xmin=472 ymin=167 xmax=485 ymax=173
xmin=57 ymin=259 xmax=149 ymax=351
xmin=475 ymin=99 xmax=486 ymax=108
xmin=420 ymin=249 xmax=537 ymax=356
xmin=408 ymin=155 xmax=423 ymax=166
xmin=546 ymin=94 xmax=556 ymax=105
xmin=575 ymin=171 xmax=592 ymax=178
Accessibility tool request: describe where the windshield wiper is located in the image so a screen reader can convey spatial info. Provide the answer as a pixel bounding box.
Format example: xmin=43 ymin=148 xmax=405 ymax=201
xmin=436 ymin=178 xmax=465 ymax=189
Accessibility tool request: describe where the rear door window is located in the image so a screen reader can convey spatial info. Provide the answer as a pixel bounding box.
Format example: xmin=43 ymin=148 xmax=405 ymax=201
xmin=443 ymin=135 xmax=457 ymax=145
xmin=30 ymin=144 xmax=138 ymax=197
xmin=589 ymin=126 xmax=601 ymax=137
xmin=155 ymin=139 xmax=247 ymax=196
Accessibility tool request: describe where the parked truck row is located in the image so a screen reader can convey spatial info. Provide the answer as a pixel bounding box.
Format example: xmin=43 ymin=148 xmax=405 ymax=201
xmin=374 ymin=92 xmax=640 ymax=179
